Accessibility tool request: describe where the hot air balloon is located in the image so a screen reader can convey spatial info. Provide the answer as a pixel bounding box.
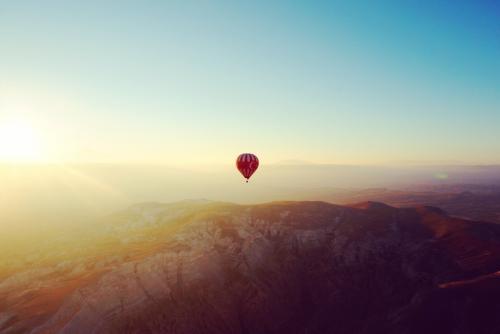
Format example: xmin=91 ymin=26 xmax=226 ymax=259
xmin=236 ymin=153 xmax=259 ymax=183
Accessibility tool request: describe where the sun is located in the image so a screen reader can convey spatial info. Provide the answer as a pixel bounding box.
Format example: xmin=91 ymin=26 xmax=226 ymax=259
xmin=0 ymin=119 xmax=43 ymax=162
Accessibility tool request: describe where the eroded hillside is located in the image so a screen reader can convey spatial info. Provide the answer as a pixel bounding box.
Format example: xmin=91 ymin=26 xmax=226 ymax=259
xmin=1 ymin=201 xmax=500 ymax=333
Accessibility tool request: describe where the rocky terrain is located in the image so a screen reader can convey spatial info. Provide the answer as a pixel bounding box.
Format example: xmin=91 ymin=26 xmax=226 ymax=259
xmin=1 ymin=200 xmax=500 ymax=333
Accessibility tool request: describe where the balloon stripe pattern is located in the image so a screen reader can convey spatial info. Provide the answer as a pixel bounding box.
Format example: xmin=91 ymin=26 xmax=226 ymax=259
xmin=236 ymin=153 xmax=259 ymax=182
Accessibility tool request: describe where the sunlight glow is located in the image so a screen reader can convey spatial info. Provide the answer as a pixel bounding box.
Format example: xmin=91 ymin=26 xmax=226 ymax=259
xmin=0 ymin=119 xmax=43 ymax=162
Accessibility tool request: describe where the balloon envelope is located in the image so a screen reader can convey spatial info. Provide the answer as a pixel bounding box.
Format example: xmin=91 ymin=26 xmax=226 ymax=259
xmin=236 ymin=153 xmax=259 ymax=182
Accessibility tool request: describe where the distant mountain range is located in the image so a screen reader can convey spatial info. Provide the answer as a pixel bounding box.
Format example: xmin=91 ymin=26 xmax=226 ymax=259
xmin=1 ymin=164 xmax=499 ymax=230
xmin=307 ymin=185 xmax=500 ymax=224
xmin=1 ymin=200 xmax=499 ymax=333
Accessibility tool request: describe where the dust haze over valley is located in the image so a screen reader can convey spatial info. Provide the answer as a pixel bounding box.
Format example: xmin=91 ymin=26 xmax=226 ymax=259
xmin=2 ymin=163 xmax=500 ymax=229
xmin=3 ymin=162 xmax=500 ymax=261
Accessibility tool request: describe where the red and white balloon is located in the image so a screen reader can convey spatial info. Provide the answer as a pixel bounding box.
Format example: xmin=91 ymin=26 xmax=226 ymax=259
xmin=236 ymin=153 xmax=259 ymax=182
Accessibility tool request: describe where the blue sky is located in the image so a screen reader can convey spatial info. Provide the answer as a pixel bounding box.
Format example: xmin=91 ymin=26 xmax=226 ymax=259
xmin=0 ymin=0 xmax=498 ymax=164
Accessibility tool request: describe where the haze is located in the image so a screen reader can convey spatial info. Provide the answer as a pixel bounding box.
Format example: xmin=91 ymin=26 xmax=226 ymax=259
xmin=1 ymin=163 xmax=499 ymax=233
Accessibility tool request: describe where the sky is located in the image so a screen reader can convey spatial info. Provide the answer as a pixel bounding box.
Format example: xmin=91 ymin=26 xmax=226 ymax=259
xmin=0 ymin=0 xmax=499 ymax=165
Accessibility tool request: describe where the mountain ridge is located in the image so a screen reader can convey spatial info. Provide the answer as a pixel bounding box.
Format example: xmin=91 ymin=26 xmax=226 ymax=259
xmin=1 ymin=200 xmax=499 ymax=333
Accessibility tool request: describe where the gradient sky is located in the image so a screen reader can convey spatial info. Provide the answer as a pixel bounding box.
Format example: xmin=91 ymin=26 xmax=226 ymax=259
xmin=0 ymin=0 xmax=499 ymax=165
